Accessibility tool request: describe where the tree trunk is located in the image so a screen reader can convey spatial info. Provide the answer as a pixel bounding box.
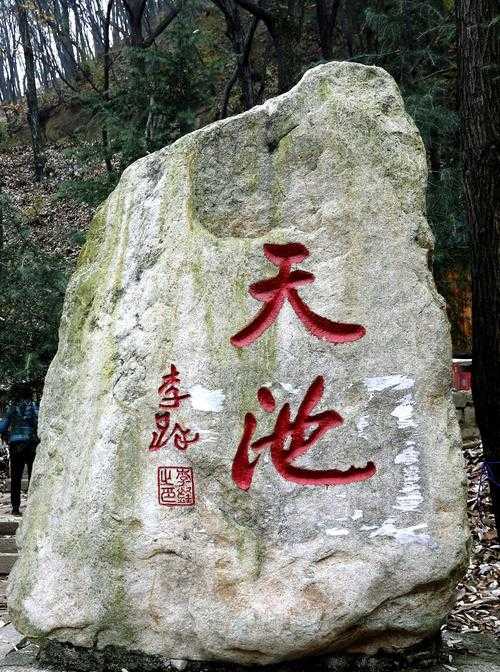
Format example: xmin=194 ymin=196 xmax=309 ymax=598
xmin=53 ymin=0 xmax=77 ymax=79
xmin=102 ymin=0 xmax=114 ymax=174
xmin=270 ymin=1 xmax=305 ymax=93
xmin=72 ymin=2 xmax=91 ymax=62
xmin=457 ymin=0 xmax=500 ymax=535
xmin=234 ymin=0 xmax=305 ymax=93
xmin=316 ymin=0 xmax=340 ymax=60
xmin=15 ymin=0 xmax=45 ymax=180
xmin=123 ymin=0 xmax=147 ymax=46
xmin=340 ymin=0 xmax=353 ymax=59
xmin=271 ymin=29 xmax=300 ymax=92
xmin=32 ymin=25 xmax=52 ymax=88
xmin=6 ymin=41 xmax=21 ymax=101
xmin=86 ymin=0 xmax=105 ymax=56
xmin=400 ymin=0 xmax=413 ymax=85
xmin=212 ymin=1 xmax=257 ymax=112
xmin=4 ymin=11 xmax=22 ymax=100
xmin=0 ymin=178 xmax=4 ymax=271
xmin=0 ymin=61 xmax=8 ymax=102
xmin=111 ymin=2 xmax=122 ymax=45
xmin=0 ymin=23 xmax=13 ymax=101
xmin=269 ymin=12 xmax=302 ymax=93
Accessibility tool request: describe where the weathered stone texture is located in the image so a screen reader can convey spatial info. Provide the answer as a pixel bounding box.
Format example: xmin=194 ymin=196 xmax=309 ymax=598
xmin=453 ymin=391 xmax=480 ymax=441
xmin=8 ymin=62 xmax=468 ymax=665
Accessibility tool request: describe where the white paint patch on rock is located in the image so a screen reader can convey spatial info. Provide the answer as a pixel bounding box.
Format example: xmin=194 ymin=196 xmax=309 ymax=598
xmin=364 ymin=375 xmax=415 ymax=393
xmin=280 ymin=382 xmax=300 ymax=395
xmin=391 ymin=394 xmax=416 ymax=429
xmin=197 ymin=429 xmax=219 ymax=444
xmin=356 ymin=415 xmax=370 ymax=437
xmin=394 ymin=471 xmax=423 ymax=512
xmin=370 ymin=519 xmax=430 ymax=545
xmin=394 ymin=441 xmax=423 ymax=512
xmin=189 ymin=385 xmax=225 ymax=412
xmin=169 ymin=661 xmax=188 ymax=672
xmin=395 ymin=443 xmax=419 ymax=465
xmin=326 ymin=528 xmax=350 ymax=537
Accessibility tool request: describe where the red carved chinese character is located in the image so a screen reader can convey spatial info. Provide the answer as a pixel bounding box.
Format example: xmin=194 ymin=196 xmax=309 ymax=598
xmin=149 ymin=364 xmax=199 ymax=452
xmin=149 ymin=414 xmax=199 ymax=452
xmin=158 ymin=364 xmax=190 ymax=409
xmin=158 ymin=466 xmax=195 ymax=506
xmin=149 ymin=412 xmax=171 ymax=451
xmin=230 ymin=242 xmax=366 ymax=347
xmin=169 ymin=423 xmax=200 ymax=451
xmin=232 ymin=376 xmax=376 ymax=491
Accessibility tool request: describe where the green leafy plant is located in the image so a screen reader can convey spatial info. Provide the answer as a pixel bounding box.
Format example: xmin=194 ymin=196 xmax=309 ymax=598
xmin=0 ymin=192 xmax=69 ymax=386
xmin=360 ymin=0 xmax=468 ymax=274
xmin=57 ymin=175 xmax=117 ymax=207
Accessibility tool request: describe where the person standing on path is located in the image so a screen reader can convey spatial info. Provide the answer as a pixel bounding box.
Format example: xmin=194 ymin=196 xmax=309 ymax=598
xmin=0 ymin=383 xmax=39 ymax=516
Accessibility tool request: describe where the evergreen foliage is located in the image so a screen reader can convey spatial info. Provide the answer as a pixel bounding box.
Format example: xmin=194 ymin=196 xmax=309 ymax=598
xmin=57 ymin=173 xmax=117 ymax=207
xmin=0 ymin=192 xmax=68 ymax=386
xmin=104 ymin=37 xmax=213 ymax=168
xmin=0 ymin=0 xmax=477 ymax=386
xmin=359 ymin=0 xmax=468 ymax=270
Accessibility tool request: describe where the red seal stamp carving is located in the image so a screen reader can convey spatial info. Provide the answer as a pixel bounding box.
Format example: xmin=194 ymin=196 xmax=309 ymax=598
xmin=157 ymin=466 xmax=195 ymax=507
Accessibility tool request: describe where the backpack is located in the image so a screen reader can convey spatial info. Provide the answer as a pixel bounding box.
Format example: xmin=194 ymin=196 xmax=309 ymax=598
xmin=8 ymin=401 xmax=39 ymax=444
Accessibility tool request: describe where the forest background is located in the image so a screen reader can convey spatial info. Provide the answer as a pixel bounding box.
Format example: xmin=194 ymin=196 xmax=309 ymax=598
xmin=1 ymin=0 xmax=499 ymax=534
xmin=0 ymin=0 xmax=476 ymax=391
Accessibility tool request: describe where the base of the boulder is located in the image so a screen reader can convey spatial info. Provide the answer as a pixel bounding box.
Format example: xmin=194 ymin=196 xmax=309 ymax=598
xmin=35 ymin=637 xmax=444 ymax=672
xmin=3 ymin=633 xmax=500 ymax=672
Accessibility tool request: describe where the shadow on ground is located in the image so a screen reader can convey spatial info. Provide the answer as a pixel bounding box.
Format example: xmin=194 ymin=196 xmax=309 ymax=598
xmin=0 ymin=630 xmax=498 ymax=672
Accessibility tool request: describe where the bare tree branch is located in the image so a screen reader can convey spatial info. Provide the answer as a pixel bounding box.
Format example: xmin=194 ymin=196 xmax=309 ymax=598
xmin=142 ymin=1 xmax=180 ymax=48
xmin=233 ymin=0 xmax=272 ymax=24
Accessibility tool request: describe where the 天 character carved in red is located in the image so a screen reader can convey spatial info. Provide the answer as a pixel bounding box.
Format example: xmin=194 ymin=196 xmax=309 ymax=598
xmin=230 ymin=242 xmax=366 ymax=348
xmin=232 ymin=376 xmax=376 ymax=491
xmin=149 ymin=364 xmax=199 ymax=452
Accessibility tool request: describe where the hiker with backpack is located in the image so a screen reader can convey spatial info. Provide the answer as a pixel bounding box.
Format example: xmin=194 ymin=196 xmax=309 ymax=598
xmin=0 ymin=383 xmax=39 ymax=516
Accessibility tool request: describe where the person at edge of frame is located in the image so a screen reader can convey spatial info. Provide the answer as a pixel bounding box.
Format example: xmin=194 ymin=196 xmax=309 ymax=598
xmin=0 ymin=383 xmax=39 ymax=516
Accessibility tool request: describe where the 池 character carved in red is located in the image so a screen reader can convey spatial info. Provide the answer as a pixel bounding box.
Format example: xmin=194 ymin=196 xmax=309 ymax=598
xmin=169 ymin=423 xmax=200 ymax=451
xmin=158 ymin=466 xmax=195 ymax=506
xmin=232 ymin=376 xmax=376 ymax=491
xmin=230 ymin=242 xmax=366 ymax=348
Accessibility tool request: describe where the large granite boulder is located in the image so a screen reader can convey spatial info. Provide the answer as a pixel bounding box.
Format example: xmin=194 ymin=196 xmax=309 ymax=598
xmin=8 ymin=61 xmax=469 ymax=666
